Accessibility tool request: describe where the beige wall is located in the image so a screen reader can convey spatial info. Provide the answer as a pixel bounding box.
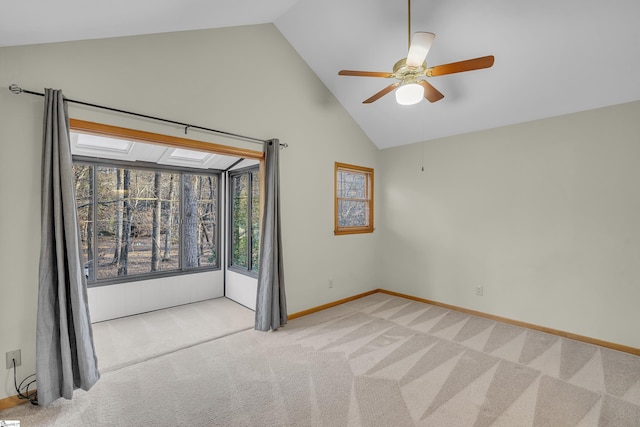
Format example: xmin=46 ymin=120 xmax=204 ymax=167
xmin=378 ymin=101 xmax=640 ymax=348
xmin=0 ymin=24 xmax=380 ymax=400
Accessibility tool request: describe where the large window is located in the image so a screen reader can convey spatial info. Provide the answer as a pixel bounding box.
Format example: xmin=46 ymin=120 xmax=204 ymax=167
xmin=335 ymin=162 xmax=374 ymax=235
xmin=73 ymin=160 xmax=220 ymax=285
xmin=229 ymin=166 xmax=260 ymax=276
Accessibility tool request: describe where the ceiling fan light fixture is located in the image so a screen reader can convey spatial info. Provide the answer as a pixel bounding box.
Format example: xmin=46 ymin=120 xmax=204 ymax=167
xmin=395 ymin=82 xmax=423 ymax=105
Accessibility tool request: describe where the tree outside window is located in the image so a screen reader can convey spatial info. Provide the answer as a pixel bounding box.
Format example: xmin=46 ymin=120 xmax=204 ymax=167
xmin=229 ymin=166 xmax=260 ymax=276
xmin=73 ymin=161 xmax=219 ymax=285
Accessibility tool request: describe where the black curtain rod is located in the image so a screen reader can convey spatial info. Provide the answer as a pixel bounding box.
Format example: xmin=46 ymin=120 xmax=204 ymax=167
xmin=9 ymin=84 xmax=287 ymax=148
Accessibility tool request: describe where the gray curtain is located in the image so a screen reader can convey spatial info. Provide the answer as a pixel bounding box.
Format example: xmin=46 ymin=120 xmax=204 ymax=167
xmin=255 ymin=139 xmax=287 ymax=331
xmin=36 ymin=89 xmax=100 ymax=406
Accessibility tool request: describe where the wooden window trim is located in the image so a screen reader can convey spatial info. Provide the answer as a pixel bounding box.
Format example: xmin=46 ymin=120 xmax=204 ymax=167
xmin=334 ymin=162 xmax=374 ymax=235
xmin=69 ymin=119 xmax=264 ymax=160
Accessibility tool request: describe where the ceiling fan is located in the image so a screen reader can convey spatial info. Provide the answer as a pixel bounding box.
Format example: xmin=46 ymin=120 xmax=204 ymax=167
xmin=338 ymin=0 xmax=495 ymax=106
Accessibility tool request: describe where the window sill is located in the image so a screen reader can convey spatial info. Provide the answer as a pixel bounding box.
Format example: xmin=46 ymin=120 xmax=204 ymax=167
xmin=227 ymin=266 xmax=259 ymax=279
xmin=334 ymin=227 xmax=375 ymax=236
xmin=86 ymin=266 xmax=221 ymax=287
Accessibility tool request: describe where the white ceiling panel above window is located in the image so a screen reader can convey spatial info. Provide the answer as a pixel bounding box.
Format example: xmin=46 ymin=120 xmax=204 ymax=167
xmin=169 ymin=148 xmax=211 ymax=162
xmin=157 ymin=148 xmax=213 ymax=168
xmin=71 ymin=132 xmax=133 ymax=159
xmin=70 ymin=131 xmax=243 ymax=170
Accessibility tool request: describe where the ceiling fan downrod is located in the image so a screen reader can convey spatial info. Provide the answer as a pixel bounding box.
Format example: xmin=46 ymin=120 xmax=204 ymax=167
xmin=407 ymin=0 xmax=412 ymax=51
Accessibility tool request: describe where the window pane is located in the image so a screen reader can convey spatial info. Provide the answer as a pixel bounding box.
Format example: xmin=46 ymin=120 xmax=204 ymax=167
xmin=338 ymin=200 xmax=369 ymax=227
xmin=184 ymin=173 xmax=218 ymax=268
xmin=73 ymin=164 xmax=94 ymax=281
xmin=250 ymin=170 xmax=260 ymax=273
xmin=231 ymin=173 xmax=249 ymax=268
xmin=337 ymin=170 xmax=367 ymax=199
xmin=95 ymin=166 xmax=119 ymax=279
xmin=96 ymin=166 xmax=181 ymax=279
xmin=183 ymin=174 xmax=199 ymax=268
xmin=229 ymin=167 xmax=260 ymax=275
xmin=159 ymin=173 xmax=181 ymax=271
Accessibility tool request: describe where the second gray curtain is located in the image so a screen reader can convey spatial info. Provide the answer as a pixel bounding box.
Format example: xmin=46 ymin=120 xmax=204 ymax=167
xmin=255 ymin=139 xmax=287 ymax=331
xmin=36 ymin=89 xmax=100 ymax=406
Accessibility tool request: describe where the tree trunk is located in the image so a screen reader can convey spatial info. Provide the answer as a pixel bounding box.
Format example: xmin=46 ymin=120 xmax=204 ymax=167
xmin=151 ymin=172 xmax=162 ymax=271
xmin=75 ymin=165 xmax=94 ymax=279
xmin=113 ymin=168 xmax=123 ymax=264
xmin=199 ymin=176 xmax=214 ymax=262
xmin=162 ymin=174 xmax=174 ymax=261
xmin=183 ymin=175 xmax=199 ymax=268
xmin=118 ymin=169 xmax=131 ymax=276
xmin=197 ymin=177 xmax=204 ymax=262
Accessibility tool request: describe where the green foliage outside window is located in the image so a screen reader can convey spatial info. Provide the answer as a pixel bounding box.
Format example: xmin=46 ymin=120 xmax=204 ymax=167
xmin=230 ymin=166 xmax=260 ymax=275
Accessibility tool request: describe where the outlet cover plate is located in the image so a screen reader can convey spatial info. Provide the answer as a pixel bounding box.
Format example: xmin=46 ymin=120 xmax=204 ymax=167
xmin=6 ymin=350 xmax=21 ymax=369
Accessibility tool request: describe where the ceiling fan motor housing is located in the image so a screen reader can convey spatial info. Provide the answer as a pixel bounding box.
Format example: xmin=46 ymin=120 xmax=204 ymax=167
xmin=393 ymin=58 xmax=427 ymax=84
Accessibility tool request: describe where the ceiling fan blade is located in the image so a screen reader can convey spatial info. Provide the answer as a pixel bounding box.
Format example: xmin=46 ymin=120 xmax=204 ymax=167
xmin=339 ymin=70 xmax=394 ymax=78
xmin=417 ymin=80 xmax=444 ymax=103
xmin=363 ymin=83 xmax=400 ymax=104
xmin=406 ymin=32 xmax=435 ymax=67
xmin=426 ymin=55 xmax=495 ymax=77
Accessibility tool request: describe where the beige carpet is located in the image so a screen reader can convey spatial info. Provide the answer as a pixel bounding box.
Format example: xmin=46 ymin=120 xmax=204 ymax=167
xmin=3 ymin=293 xmax=640 ymax=426
xmin=91 ymin=297 xmax=255 ymax=372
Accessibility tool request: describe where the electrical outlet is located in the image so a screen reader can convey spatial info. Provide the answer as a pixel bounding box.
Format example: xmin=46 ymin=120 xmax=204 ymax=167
xmin=6 ymin=349 xmax=21 ymax=369
xmin=475 ymin=286 xmax=483 ymax=296
xmin=328 ymin=279 xmax=334 ymax=289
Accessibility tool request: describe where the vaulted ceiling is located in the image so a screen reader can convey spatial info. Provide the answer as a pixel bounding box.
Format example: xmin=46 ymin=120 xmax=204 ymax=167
xmin=3 ymin=0 xmax=640 ymax=149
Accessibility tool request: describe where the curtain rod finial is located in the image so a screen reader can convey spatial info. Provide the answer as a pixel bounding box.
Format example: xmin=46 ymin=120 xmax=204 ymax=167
xmin=9 ymin=84 xmax=23 ymax=94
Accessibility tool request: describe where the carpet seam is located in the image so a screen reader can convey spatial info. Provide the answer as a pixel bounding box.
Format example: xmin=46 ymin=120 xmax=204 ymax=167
xmin=99 ymin=326 xmax=254 ymax=374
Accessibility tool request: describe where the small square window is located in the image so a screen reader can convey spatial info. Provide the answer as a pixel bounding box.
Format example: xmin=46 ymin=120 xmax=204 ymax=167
xmin=335 ymin=162 xmax=374 ymax=235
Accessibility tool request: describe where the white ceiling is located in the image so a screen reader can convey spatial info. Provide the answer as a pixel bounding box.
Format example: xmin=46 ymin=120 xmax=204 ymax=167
xmin=4 ymin=0 xmax=640 ymax=149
